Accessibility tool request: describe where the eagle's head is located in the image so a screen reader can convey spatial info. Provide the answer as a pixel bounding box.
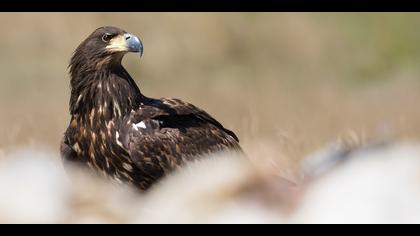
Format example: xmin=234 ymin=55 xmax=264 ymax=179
xmin=68 ymin=26 xmax=144 ymax=116
xmin=70 ymin=26 xmax=143 ymax=74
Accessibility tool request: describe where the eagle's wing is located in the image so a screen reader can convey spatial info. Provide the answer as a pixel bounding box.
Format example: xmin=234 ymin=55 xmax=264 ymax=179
xmin=123 ymin=98 xmax=241 ymax=186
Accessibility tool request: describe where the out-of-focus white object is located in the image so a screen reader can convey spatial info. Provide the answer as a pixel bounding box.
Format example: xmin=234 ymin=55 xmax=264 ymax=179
xmin=0 ymin=147 xmax=141 ymax=224
xmin=1 ymin=142 xmax=420 ymax=224
xmin=132 ymin=151 xmax=292 ymax=224
xmin=0 ymin=148 xmax=70 ymax=223
xmin=294 ymin=142 xmax=420 ymax=224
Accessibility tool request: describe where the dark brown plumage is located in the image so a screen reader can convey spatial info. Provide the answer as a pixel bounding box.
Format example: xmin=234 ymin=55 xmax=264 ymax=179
xmin=61 ymin=26 xmax=242 ymax=190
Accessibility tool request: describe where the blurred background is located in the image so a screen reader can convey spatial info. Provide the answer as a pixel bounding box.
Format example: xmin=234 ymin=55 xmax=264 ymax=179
xmin=1 ymin=13 xmax=420 ymax=169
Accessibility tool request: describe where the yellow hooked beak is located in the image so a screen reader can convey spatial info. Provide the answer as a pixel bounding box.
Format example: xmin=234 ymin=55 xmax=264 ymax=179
xmin=106 ymin=33 xmax=143 ymax=56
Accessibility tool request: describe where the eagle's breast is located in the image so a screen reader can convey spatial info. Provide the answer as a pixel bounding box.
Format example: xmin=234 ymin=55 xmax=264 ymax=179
xmin=65 ymin=115 xmax=134 ymax=182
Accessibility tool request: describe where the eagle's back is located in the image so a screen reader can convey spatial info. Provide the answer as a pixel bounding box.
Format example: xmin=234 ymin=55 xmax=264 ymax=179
xmin=125 ymin=97 xmax=241 ymax=188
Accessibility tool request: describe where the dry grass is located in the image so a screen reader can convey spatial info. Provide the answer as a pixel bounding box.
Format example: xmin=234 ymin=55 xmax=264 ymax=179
xmin=1 ymin=13 xmax=420 ymax=169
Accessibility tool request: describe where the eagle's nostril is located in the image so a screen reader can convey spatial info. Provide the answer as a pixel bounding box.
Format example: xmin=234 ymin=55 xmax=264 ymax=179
xmin=126 ymin=35 xmax=131 ymax=40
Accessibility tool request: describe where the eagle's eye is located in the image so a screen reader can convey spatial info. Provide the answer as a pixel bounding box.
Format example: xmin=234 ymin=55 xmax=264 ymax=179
xmin=102 ymin=33 xmax=114 ymax=43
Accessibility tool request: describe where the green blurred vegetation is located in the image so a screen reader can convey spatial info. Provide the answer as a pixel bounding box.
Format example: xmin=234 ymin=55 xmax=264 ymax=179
xmin=1 ymin=13 xmax=420 ymax=160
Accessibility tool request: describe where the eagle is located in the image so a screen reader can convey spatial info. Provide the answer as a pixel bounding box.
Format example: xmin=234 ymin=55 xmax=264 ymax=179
xmin=61 ymin=26 xmax=242 ymax=190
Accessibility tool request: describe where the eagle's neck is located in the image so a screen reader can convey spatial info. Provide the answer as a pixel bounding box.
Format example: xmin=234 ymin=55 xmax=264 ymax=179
xmin=69 ymin=64 xmax=144 ymax=123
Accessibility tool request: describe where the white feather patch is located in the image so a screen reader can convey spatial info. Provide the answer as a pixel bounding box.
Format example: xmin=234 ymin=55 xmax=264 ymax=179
xmin=133 ymin=121 xmax=147 ymax=131
xmin=76 ymin=95 xmax=83 ymax=104
xmin=116 ymin=132 xmax=123 ymax=147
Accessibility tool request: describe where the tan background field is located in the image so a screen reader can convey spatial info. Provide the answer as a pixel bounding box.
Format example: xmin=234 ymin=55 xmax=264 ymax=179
xmin=1 ymin=13 xmax=420 ymax=172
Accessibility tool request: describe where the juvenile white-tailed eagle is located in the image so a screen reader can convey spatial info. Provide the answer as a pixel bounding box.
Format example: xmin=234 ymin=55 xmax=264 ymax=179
xmin=61 ymin=26 xmax=242 ymax=190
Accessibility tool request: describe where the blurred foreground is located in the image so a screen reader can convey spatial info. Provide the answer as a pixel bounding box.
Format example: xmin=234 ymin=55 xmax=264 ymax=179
xmin=1 ymin=141 xmax=420 ymax=224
